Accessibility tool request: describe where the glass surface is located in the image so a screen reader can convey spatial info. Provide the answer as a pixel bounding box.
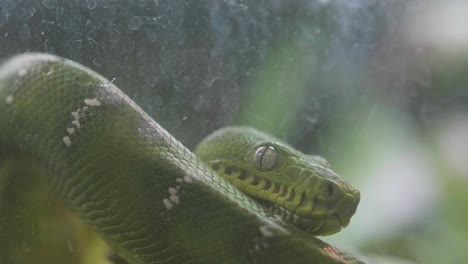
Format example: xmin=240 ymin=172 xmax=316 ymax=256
xmin=1 ymin=0 xmax=468 ymax=263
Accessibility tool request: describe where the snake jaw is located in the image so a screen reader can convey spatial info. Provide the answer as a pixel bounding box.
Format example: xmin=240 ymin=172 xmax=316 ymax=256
xmin=265 ymin=201 xmax=341 ymax=236
xmin=271 ymin=172 xmax=360 ymax=235
xmin=253 ymin=182 xmax=360 ymax=236
xmin=205 ymin=160 xmax=360 ymax=236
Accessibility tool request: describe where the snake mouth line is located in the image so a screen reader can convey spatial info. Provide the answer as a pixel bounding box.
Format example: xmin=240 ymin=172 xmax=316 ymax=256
xmin=213 ymin=165 xmax=354 ymax=235
xmin=261 ymin=197 xmax=343 ymax=235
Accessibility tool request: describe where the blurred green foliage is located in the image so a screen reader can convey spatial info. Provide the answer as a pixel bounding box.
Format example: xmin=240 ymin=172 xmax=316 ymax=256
xmin=1 ymin=0 xmax=468 ymax=263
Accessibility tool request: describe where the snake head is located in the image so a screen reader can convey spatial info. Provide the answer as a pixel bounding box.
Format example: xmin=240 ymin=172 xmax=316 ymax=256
xmin=195 ymin=126 xmax=360 ymax=236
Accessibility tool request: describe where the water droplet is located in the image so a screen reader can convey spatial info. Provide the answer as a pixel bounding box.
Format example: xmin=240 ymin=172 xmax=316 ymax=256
xmin=43 ymin=0 xmax=57 ymax=9
xmin=86 ymin=0 xmax=97 ymax=10
xmin=128 ymin=16 xmax=144 ymax=30
xmin=56 ymin=7 xmax=64 ymax=19
xmin=19 ymin=24 xmax=31 ymax=39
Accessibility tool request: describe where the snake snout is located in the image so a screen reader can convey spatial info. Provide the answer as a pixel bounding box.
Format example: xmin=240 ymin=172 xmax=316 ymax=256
xmin=300 ymin=180 xmax=360 ymax=235
xmin=335 ymin=190 xmax=360 ymax=227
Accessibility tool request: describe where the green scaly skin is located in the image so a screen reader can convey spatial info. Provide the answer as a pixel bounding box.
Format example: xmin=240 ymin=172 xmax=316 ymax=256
xmin=195 ymin=127 xmax=360 ymax=236
xmin=0 ymin=53 xmax=363 ymax=264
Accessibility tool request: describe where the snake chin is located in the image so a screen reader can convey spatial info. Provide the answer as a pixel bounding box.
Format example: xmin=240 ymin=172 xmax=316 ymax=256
xmin=261 ymin=201 xmax=343 ymax=236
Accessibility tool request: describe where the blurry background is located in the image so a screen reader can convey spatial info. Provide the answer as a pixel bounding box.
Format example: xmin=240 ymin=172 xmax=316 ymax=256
xmin=1 ymin=0 xmax=467 ymax=263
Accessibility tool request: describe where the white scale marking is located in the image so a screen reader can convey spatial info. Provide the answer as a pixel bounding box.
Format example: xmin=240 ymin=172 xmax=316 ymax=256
xmin=254 ymin=244 xmax=261 ymax=251
xmin=5 ymin=95 xmax=13 ymax=104
xmin=168 ymin=187 xmax=177 ymax=195
xmin=64 ymin=98 xmax=101 ymax=149
xmin=259 ymin=225 xmax=274 ymax=237
xmin=183 ymin=176 xmax=193 ymax=183
xmin=163 ymin=198 xmax=174 ymax=210
xmin=84 ymin=98 xmax=102 ymax=106
xmin=72 ymin=120 xmax=81 ymax=129
xmin=169 ymin=195 xmax=180 ymax=204
xmin=63 ymin=136 xmax=72 ymax=147
xmin=71 ymin=111 xmax=79 ymax=120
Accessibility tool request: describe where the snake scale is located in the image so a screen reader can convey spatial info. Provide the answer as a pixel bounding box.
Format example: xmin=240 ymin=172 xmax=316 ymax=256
xmin=0 ymin=53 xmax=362 ymax=264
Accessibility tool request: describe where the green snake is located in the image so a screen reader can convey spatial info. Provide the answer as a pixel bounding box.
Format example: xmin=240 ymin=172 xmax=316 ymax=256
xmin=0 ymin=53 xmax=362 ymax=264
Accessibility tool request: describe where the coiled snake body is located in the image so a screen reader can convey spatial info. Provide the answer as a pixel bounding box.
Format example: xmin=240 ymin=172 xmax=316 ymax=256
xmin=0 ymin=53 xmax=361 ymax=264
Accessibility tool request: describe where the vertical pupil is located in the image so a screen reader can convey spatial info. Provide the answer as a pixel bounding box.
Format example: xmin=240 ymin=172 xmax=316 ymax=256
xmin=255 ymin=146 xmax=266 ymax=169
xmin=254 ymin=145 xmax=277 ymax=171
xmin=259 ymin=147 xmax=267 ymax=166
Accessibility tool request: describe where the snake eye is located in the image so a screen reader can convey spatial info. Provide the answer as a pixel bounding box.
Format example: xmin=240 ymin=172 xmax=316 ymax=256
xmin=253 ymin=145 xmax=279 ymax=171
